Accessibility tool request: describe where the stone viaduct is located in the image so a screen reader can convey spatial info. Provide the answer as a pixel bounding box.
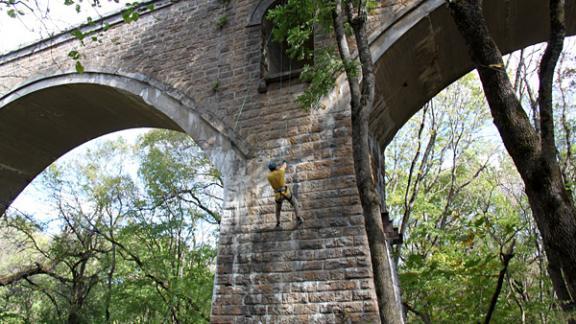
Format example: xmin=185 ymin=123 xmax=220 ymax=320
xmin=0 ymin=0 xmax=574 ymax=322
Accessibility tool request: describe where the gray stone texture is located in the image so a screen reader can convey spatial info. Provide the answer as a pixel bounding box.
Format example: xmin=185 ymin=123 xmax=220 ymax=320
xmin=1 ymin=0 xmax=575 ymax=323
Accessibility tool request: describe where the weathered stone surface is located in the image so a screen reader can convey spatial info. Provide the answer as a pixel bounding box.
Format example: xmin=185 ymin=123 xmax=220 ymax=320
xmin=1 ymin=0 xmax=574 ymax=323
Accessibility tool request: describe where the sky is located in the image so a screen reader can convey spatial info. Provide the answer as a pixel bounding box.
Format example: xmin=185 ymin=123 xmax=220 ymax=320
xmin=10 ymin=129 xmax=148 ymax=227
xmin=9 ymin=126 xmax=219 ymax=245
xmin=0 ymin=0 xmax=125 ymax=54
xmin=1 ymin=0 xmax=141 ymax=219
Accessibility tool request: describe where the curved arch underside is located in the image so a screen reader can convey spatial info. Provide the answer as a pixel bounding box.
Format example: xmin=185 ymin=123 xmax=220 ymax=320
xmin=0 ymin=74 xmax=247 ymax=212
xmin=370 ymin=0 xmax=576 ymax=148
xmin=0 ymin=83 xmax=182 ymax=210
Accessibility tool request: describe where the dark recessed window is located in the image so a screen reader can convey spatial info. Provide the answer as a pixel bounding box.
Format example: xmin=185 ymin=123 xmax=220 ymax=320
xmin=259 ymin=1 xmax=313 ymax=91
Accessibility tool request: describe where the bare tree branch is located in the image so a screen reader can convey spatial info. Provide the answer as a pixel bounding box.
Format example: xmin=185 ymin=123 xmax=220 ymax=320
xmin=0 ymin=262 xmax=56 ymax=286
xmin=484 ymin=240 xmax=516 ymax=324
xmin=402 ymin=302 xmax=431 ymax=324
xmin=539 ymin=0 xmax=566 ymax=159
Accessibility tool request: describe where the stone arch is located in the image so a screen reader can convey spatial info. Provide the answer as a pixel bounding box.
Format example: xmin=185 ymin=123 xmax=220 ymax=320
xmin=0 ymin=71 xmax=251 ymax=212
xmin=367 ymin=0 xmax=576 ymax=149
xmin=247 ymin=0 xmax=277 ymax=27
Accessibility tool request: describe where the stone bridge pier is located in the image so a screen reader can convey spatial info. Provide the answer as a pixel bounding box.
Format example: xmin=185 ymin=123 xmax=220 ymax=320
xmin=0 ymin=0 xmax=574 ymax=323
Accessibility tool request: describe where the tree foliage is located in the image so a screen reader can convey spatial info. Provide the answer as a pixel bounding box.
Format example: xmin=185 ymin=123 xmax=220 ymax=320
xmin=389 ymin=41 xmax=576 ymax=322
xmin=0 ymin=129 xmax=221 ymax=323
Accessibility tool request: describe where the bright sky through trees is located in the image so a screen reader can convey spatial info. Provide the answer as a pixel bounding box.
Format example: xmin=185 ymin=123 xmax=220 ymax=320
xmin=10 ymin=129 xmax=148 ymax=231
xmin=0 ymin=0 xmax=124 ymax=54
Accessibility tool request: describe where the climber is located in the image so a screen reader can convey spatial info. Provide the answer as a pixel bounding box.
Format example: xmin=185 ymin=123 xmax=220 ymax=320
xmin=267 ymin=160 xmax=303 ymax=228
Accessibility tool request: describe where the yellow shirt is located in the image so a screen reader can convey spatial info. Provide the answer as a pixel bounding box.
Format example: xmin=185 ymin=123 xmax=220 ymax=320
xmin=267 ymin=169 xmax=286 ymax=191
xmin=268 ymin=168 xmax=291 ymax=202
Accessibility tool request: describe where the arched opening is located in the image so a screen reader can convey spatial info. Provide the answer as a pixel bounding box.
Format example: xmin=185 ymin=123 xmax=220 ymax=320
xmin=1 ymin=127 xmax=223 ymax=322
xmin=361 ymin=0 xmax=576 ymax=321
xmin=384 ymin=38 xmax=576 ymax=322
xmin=255 ymin=0 xmax=314 ymax=92
xmin=368 ymin=0 xmax=576 ymax=148
xmin=0 ymin=73 xmax=249 ymax=213
xmin=0 ymin=72 xmax=236 ymax=321
xmin=364 ymin=1 xmax=575 ymax=316
xmin=261 ymin=0 xmax=312 ymax=76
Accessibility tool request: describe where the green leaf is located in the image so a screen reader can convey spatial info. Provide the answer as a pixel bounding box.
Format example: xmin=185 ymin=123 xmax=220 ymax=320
xmin=70 ymin=29 xmax=85 ymax=41
xmin=68 ymin=50 xmax=80 ymax=60
xmin=122 ymin=9 xmax=140 ymax=23
xmin=216 ymin=15 xmax=228 ymax=29
xmin=75 ymin=61 xmax=85 ymax=73
xmin=474 ymin=216 xmax=485 ymax=227
xmin=297 ymin=49 xmax=344 ymax=110
xmin=464 ymin=257 xmax=481 ymax=268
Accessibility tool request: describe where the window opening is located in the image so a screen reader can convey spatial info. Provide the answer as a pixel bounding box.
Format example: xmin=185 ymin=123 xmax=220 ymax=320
xmin=259 ymin=0 xmax=313 ymax=93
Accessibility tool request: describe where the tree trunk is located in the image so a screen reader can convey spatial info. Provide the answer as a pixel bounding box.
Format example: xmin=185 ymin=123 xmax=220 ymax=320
xmin=68 ymin=308 xmax=81 ymax=324
xmin=447 ymin=0 xmax=576 ymax=318
xmin=332 ymin=1 xmax=404 ymax=322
